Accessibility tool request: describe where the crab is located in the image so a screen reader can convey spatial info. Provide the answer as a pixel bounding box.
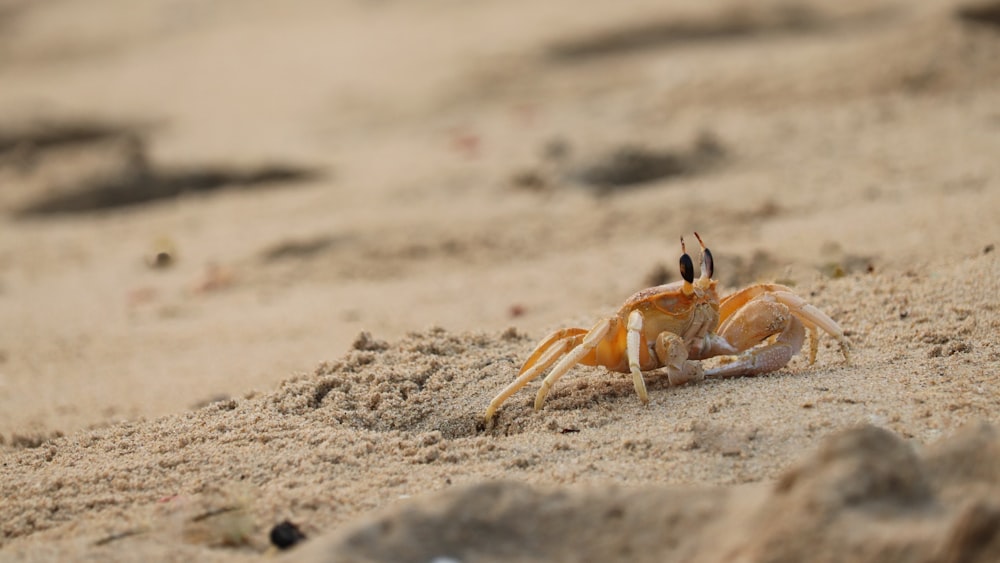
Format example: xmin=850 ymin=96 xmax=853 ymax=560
xmin=484 ymin=233 xmax=851 ymax=423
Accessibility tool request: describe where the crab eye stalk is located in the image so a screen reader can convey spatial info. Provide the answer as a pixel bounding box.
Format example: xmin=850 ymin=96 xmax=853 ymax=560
xmin=679 ymin=253 xmax=695 ymax=284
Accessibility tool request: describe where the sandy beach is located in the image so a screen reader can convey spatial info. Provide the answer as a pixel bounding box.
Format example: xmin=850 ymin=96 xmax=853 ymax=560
xmin=2 ymin=0 xmax=1000 ymax=560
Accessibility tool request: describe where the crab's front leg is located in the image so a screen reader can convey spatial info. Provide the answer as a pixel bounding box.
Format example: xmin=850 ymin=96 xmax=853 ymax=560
xmin=629 ymin=310 xmax=706 ymax=392
xmin=625 ymin=310 xmax=650 ymax=404
xmin=703 ymin=297 xmax=806 ymax=379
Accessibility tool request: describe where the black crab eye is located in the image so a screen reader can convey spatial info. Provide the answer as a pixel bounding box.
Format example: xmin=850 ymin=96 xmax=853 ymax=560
xmin=692 ymin=232 xmax=714 ymax=280
xmin=679 ymin=253 xmax=695 ymax=284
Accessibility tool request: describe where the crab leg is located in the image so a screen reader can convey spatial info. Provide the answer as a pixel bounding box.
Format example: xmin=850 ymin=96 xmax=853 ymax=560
xmin=626 ymin=310 xmax=650 ymax=404
xmin=534 ymin=318 xmax=613 ymax=411
xmin=719 ymin=284 xmax=850 ymax=362
xmin=771 ymin=290 xmax=849 ymax=362
xmin=705 ymin=305 xmax=806 ymax=379
xmin=484 ymin=332 xmax=583 ymax=423
xmin=518 ymin=328 xmax=589 ymax=376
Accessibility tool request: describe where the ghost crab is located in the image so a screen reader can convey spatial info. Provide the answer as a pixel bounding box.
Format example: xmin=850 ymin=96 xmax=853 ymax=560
xmin=484 ymin=233 xmax=850 ymax=423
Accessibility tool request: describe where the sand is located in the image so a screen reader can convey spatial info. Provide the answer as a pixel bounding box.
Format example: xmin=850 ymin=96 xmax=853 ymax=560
xmin=2 ymin=0 xmax=1000 ymax=560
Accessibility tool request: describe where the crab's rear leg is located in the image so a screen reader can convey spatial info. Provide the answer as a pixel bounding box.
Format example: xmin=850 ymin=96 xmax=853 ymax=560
xmin=518 ymin=328 xmax=589 ymax=376
xmin=770 ymin=290 xmax=851 ymax=363
xmin=534 ymin=318 xmax=614 ymax=411
xmin=484 ymin=329 xmax=587 ymax=423
xmin=719 ymin=284 xmax=850 ymax=362
xmin=704 ymin=298 xmax=806 ymax=379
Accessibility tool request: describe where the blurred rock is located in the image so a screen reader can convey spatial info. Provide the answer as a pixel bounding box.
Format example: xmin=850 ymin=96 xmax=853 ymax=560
xmin=294 ymin=423 xmax=1000 ymax=563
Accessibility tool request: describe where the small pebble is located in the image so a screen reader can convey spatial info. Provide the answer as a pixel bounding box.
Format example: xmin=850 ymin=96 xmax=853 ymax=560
xmin=270 ymin=520 xmax=306 ymax=550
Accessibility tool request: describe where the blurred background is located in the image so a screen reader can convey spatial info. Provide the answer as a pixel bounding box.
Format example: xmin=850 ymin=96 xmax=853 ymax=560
xmin=1 ymin=0 xmax=999 ymax=442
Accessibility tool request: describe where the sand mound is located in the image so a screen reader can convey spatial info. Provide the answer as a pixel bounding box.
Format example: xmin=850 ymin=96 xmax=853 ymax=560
xmin=299 ymin=424 xmax=1000 ymax=563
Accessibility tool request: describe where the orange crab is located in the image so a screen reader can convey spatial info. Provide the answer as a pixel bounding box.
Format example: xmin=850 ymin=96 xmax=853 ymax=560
xmin=484 ymin=233 xmax=851 ymax=422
